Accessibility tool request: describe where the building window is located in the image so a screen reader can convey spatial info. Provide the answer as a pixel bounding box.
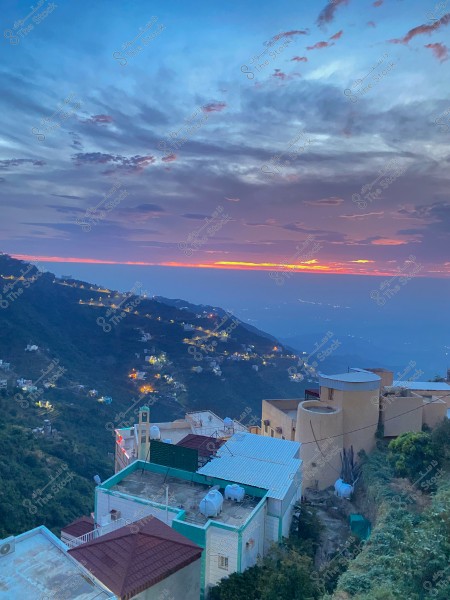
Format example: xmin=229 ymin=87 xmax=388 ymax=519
xmin=218 ymin=555 xmax=229 ymax=570
xmin=282 ymin=435 xmax=285 ymax=440
xmin=270 ymin=428 xmax=274 ymax=437
xmin=328 ymin=388 xmax=334 ymax=401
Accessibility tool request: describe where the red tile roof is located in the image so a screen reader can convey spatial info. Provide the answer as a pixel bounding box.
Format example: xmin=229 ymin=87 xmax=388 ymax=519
xmin=68 ymin=516 xmax=202 ymax=600
xmin=177 ymin=433 xmax=225 ymax=457
xmin=61 ymin=515 xmax=94 ymax=538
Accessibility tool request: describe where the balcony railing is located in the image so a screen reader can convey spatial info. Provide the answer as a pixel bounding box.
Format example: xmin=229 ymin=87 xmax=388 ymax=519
xmin=64 ymin=517 xmax=127 ymax=548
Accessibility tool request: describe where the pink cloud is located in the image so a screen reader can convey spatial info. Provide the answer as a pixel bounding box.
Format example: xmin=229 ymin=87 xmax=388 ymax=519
xmin=330 ymin=29 xmax=343 ymax=40
xmin=272 ymin=69 xmax=288 ymax=80
xmin=291 ymin=56 xmax=308 ymax=62
xmin=367 ymin=21 xmax=376 ymax=28
xmin=307 ymin=41 xmax=334 ymax=50
xmin=161 ymin=153 xmax=177 ymax=162
xmin=202 ymin=102 xmax=226 ymax=113
xmin=268 ymin=30 xmax=309 ymax=44
xmin=373 ymin=0 xmax=383 ymax=7
xmin=83 ymin=114 xmax=113 ymax=125
xmin=424 ymin=42 xmax=449 ymax=61
xmin=317 ymin=0 xmax=350 ymax=27
xmin=390 ymin=12 xmax=450 ymax=44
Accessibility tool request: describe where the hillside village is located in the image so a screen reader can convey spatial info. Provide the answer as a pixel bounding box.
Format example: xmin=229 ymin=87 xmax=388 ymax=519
xmin=0 ymin=255 xmax=449 ymax=599
xmin=2 ymin=358 xmax=449 ymax=598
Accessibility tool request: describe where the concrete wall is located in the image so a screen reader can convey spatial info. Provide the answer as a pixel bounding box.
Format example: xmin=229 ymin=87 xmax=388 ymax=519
xmin=296 ymin=400 xmax=343 ymax=490
xmin=263 ymin=514 xmax=279 ymax=553
xmin=341 ymin=389 xmax=379 ymax=454
xmin=262 ymin=399 xmax=299 ymax=440
xmin=422 ymin=398 xmax=447 ymax=428
xmin=205 ymin=526 xmax=239 ymax=590
xmin=240 ymin=503 xmax=266 ymax=571
xmin=366 ymin=369 xmax=394 ymax=387
xmin=133 ymin=558 xmax=201 ymax=600
xmin=381 ymin=394 xmax=423 ymax=437
xmin=96 ymin=489 xmax=177 ymax=527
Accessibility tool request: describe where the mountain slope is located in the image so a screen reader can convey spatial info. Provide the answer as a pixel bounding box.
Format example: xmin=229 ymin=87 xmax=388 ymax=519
xmin=0 ymin=254 xmax=306 ymax=537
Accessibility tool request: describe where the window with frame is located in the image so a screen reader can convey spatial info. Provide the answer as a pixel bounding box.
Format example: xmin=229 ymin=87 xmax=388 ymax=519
xmin=328 ymin=388 xmax=334 ymax=401
xmin=270 ymin=428 xmax=274 ymax=437
xmin=218 ymin=555 xmax=229 ymax=570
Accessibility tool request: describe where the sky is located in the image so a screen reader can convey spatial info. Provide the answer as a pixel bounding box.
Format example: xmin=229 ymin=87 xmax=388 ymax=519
xmin=1 ymin=0 xmax=449 ymax=278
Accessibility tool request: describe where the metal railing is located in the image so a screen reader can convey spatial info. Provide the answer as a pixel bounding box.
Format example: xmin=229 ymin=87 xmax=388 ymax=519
xmin=65 ymin=517 xmax=127 ymax=548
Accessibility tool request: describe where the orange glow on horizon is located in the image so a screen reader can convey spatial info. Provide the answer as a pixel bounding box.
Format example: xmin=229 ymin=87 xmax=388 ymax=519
xmin=8 ymin=253 xmax=443 ymax=277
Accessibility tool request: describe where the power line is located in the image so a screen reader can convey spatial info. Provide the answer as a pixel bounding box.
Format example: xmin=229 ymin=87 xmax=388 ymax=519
xmin=299 ymin=393 xmax=449 ymax=446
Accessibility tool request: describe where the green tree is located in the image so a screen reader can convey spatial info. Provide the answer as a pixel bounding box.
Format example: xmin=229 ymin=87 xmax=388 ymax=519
xmin=388 ymin=431 xmax=438 ymax=482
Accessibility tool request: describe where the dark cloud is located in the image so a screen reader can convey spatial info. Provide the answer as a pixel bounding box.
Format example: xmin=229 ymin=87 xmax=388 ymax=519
xmin=72 ymin=152 xmax=156 ymax=174
xmin=50 ymin=194 xmax=83 ymax=200
xmin=46 ymin=204 xmax=86 ymax=214
xmin=317 ymin=0 xmax=349 ymax=28
xmin=182 ymin=213 xmax=209 ymax=220
xmin=373 ymin=0 xmax=383 ymax=6
xmin=129 ymin=204 xmax=165 ymax=213
xmin=0 ymin=158 xmax=46 ymax=170
xmin=304 ymin=198 xmax=344 ymax=206
xmin=291 ymin=56 xmax=308 ymax=62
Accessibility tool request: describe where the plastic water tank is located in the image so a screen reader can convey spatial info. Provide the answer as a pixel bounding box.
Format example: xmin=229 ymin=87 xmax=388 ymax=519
xmin=150 ymin=425 xmax=161 ymax=440
xmin=225 ymin=484 xmax=245 ymax=502
xmin=223 ymin=417 xmax=233 ymax=427
xmin=162 ymin=438 xmax=172 ymax=444
xmin=334 ymin=478 xmax=353 ymax=499
xmin=199 ymin=490 xmax=223 ymax=517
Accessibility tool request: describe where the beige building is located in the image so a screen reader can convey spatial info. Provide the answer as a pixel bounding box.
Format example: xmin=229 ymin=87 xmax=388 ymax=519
xmin=262 ymin=367 xmax=449 ymax=490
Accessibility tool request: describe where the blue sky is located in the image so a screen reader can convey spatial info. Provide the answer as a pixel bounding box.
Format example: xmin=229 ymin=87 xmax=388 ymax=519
xmin=1 ymin=0 xmax=449 ymax=276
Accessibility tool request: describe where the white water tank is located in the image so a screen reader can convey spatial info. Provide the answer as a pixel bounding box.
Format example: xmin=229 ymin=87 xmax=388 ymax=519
xmin=223 ymin=417 xmax=233 ymax=428
xmin=225 ymin=484 xmax=245 ymax=502
xmin=199 ymin=490 xmax=223 ymax=517
xmin=334 ymin=478 xmax=353 ymax=499
xmin=150 ymin=425 xmax=161 ymax=440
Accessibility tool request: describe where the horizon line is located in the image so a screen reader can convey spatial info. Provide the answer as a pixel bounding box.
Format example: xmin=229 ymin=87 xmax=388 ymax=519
xmin=5 ymin=253 xmax=449 ymax=278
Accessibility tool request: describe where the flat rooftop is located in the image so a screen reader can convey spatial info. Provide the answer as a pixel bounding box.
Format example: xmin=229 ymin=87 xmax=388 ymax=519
xmin=0 ymin=527 xmax=113 ymax=599
xmin=110 ymin=468 xmax=262 ymax=528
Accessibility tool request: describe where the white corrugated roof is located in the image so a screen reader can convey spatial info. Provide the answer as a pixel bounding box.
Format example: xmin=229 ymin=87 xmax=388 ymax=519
xmin=393 ymin=381 xmax=450 ymax=392
xmin=197 ymin=432 xmax=301 ymax=500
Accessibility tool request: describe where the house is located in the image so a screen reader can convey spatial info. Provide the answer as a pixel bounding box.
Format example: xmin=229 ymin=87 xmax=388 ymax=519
xmin=261 ymin=366 xmax=449 ymax=490
xmin=25 ymin=344 xmax=38 ymax=352
xmin=0 ymin=526 xmax=114 ymax=599
xmin=68 ymin=517 xmax=202 ymax=600
xmin=198 ymin=432 xmax=302 ymax=545
xmin=0 ymin=360 xmax=10 ymax=371
xmin=114 ymin=408 xmax=248 ymax=472
xmin=0 ymin=379 xmax=7 ymax=389
xmin=92 ymin=453 xmax=293 ymax=598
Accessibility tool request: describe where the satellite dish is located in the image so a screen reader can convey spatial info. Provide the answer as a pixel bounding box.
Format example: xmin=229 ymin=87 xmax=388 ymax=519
xmin=93 ymin=475 xmax=102 ymax=486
